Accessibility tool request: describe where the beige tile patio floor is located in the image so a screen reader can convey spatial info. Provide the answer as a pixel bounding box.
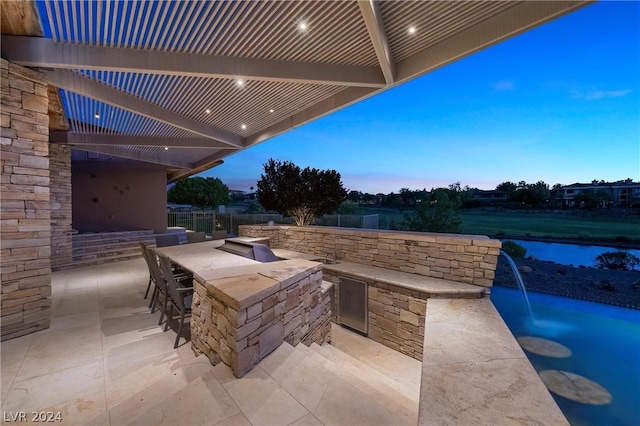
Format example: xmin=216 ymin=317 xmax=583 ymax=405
xmin=1 ymin=258 xmax=421 ymax=425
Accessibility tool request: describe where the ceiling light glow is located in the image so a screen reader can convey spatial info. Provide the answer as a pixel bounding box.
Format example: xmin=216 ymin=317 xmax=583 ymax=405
xmin=269 ymin=109 xmax=274 ymax=113
xmin=408 ymin=26 xmax=416 ymax=35
xmin=299 ymin=22 xmax=307 ymax=31
xmin=241 ymin=124 xmax=247 ymax=130
xmin=94 ymin=112 xmax=100 ymax=119
xmin=164 ymin=147 xmax=169 ymax=150
xmin=236 ymin=79 xmax=244 ymax=87
xmin=205 ymin=109 xmax=211 ymax=114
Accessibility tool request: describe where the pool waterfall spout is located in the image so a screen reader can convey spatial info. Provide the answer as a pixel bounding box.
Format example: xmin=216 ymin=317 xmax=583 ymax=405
xmin=500 ymin=250 xmax=536 ymax=322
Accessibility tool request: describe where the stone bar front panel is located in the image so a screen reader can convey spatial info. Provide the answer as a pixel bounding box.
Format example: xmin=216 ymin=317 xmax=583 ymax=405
xmin=191 ymin=263 xmax=331 ymax=377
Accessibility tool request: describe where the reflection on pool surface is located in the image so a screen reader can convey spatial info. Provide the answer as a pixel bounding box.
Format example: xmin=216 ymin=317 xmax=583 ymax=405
xmin=491 ymin=286 xmax=640 ymax=426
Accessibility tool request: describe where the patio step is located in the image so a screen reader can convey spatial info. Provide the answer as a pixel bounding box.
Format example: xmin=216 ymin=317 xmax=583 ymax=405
xmin=328 ymin=323 xmax=422 ymax=398
xmin=55 ymin=230 xmax=155 ymax=270
xmin=72 ymin=230 xmax=154 ymax=247
xmin=309 ymin=342 xmax=418 ymax=422
xmin=54 ymin=252 xmax=146 ymax=271
xmin=313 ymin=341 xmax=418 ymax=407
xmin=253 ymin=341 xmax=417 ymax=424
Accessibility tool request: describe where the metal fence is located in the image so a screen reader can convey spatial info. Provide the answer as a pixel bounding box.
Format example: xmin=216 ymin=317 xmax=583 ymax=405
xmin=167 ymin=212 xmax=284 ymax=236
xmin=167 ymin=212 xmax=379 ymax=236
xmin=216 ymin=213 xmax=285 ymax=236
xmin=314 ymin=214 xmax=379 ymax=229
xmin=167 ymin=211 xmax=217 ymax=234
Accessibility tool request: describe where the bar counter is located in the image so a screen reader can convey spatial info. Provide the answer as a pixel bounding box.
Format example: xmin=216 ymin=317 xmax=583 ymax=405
xmin=156 ymin=240 xmax=332 ymax=377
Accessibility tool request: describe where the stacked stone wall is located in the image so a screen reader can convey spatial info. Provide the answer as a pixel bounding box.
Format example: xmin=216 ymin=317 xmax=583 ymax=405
xmin=49 ymin=143 xmax=72 ymax=269
xmin=191 ymin=267 xmax=331 ymax=377
xmin=240 ymin=226 xmax=501 ymax=287
xmin=0 ymin=59 xmax=51 ymax=340
xmin=323 ymin=269 xmax=429 ymax=360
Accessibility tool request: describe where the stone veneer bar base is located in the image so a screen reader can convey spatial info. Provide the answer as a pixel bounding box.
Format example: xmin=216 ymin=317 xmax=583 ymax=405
xmin=190 ymin=261 xmax=332 ymax=377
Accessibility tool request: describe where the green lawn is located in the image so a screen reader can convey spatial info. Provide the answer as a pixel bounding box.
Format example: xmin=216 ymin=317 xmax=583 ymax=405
xmin=459 ymin=210 xmax=640 ymax=240
xmin=359 ymin=207 xmax=640 ymax=240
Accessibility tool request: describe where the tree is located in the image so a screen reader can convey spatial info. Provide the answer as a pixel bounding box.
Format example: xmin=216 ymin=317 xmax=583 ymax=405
xmin=335 ymin=200 xmax=360 ymax=215
xmin=244 ymin=200 xmax=266 ymax=214
xmin=401 ymin=188 xmax=462 ymax=233
xmin=347 ymin=190 xmax=362 ymax=203
xmin=362 ymin=193 xmax=377 ymax=204
xmin=229 ymin=191 xmax=246 ymax=203
xmin=516 ymin=180 xmax=550 ymax=206
xmin=574 ymin=189 xmax=613 ymax=210
xmin=256 ymin=159 xmax=347 ymax=226
xmin=496 ymin=181 xmax=517 ymax=200
xmin=399 ymin=187 xmax=416 ymax=211
xmin=167 ymin=177 xmax=230 ymax=210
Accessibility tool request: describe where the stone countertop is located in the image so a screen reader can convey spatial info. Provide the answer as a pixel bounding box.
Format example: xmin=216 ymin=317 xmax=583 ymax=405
xmin=419 ymin=298 xmax=569 ymax=425
xmin=206 ymin=259 xmax=321 ymax=310
xmin=272 ymin=249 xmax=485 ymax=298
xmin=156 ymin=240 xmax=253 ymax=279
xmin=271 ymin=249 xmax=320 ymax=261
xmin=156 ymin=242 xmax=320 ymax=310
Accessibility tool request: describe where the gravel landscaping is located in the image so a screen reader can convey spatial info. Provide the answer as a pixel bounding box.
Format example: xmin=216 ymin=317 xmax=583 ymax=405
xmin=493 ymin=256 xmax=640 ymax=310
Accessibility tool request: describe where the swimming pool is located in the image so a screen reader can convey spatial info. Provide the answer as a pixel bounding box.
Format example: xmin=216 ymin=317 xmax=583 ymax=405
xmin=491 ymin=286 xmax=640 ymax=426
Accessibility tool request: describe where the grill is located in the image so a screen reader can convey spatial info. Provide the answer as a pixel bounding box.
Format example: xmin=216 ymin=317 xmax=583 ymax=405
xmin=217 ymin=240 xmax=279 ymax=263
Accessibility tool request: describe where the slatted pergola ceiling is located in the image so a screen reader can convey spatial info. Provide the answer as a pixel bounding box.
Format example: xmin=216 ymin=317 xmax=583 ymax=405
xmin=1 ymin=0 xmax=590 ymax=181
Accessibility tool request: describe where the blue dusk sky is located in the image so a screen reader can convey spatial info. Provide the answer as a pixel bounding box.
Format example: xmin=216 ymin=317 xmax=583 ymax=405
xmin=200 ymin=1 xmax=640 ymax=194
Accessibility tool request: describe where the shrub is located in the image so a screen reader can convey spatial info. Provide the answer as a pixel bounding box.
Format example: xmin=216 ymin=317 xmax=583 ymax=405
xmin=400 ymin=189 xmax=462 ymax=233
xmin=502 ymin=240 xmax=527 ymax=258
xmin=594 ymin=251 xmax=640 ymax=271
xmin=335 ymin=200 xmax=360 ymax=215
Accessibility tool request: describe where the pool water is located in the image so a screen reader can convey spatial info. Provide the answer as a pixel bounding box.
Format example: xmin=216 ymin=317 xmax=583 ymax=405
xmin=491 ymin=287 xmax=640 ymax=426
xmin=505 ymin=239 xmax=640 ymax=270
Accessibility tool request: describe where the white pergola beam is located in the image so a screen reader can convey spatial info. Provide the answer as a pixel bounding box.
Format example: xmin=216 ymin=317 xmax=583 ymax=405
xmin=1 ymin=36 xmax=385 ymax=88
xmin=245 ymin=87 xmax=378 ymax=147
xmin=168 ymin=159 xmax=224 ymax=183
xmin=50 ymin=131 xmax=236 ymax=149
xmin=358 ymin=0 xmax=395 ymax=85
xmin=192 ymin=151 xmax=231 ymax=169
xmin=74 ymin=146 xmax=193 ymax=169
xmin=42 ymin=69 xmax=243 ymax=148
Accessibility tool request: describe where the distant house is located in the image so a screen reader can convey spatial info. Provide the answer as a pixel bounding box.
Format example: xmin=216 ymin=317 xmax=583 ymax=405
xmin=167 ymin=203 xmax=193 ymax=212
xmin=472 ymin=190 xmax=508 ymax=203
xmin=229 ymin=189 xmax=247 ymax=202
xmin=552 ymin=179 xmax=640 ymax=208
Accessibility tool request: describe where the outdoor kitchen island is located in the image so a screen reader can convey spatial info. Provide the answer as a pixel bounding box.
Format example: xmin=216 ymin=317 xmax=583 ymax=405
xmin=156 ymin=240 xmax=332 ymax=377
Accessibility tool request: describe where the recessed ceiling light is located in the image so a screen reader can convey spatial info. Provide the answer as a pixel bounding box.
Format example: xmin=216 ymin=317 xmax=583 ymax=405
xmin=164 ymin=147 xmax=169 ymax=151
xmin=236 ymin=79 xmax=244 ymax=87
xmin=269 ymin=109 xmax=274 ymax=113
xmin=94 ymin=112 xmax=100 ymax=119
xmin=298 ymin=20 xmax=309 ymax=32
xmin=205 ymin=109 xmax=211 ymax=114
xmin=408 ymin=26 xmax=416 ymax=35
xmin=241 ymin=124 xmax=247 ymax=130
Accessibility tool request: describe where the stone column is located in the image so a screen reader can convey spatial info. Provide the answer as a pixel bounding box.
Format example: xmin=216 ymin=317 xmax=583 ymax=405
xmin=1 ymin=59 xmax=52 ymax=340
xmin=49 ymin=143 xmax=72 ymax=269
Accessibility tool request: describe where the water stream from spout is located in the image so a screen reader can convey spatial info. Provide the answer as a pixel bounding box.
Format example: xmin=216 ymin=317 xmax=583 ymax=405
xmin=500 ymin=250 xmax=536 ymax=322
